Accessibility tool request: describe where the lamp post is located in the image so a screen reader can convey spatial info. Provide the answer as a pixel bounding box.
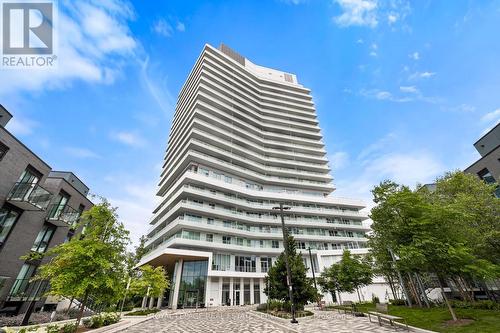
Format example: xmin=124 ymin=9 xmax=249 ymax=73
xmin=307 ymin=247 xmax=321 ymax=308
xmin=272 ymin=203 xmax=298 ymax=324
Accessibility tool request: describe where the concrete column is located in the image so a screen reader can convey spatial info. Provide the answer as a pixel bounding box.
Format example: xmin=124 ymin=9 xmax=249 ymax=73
xmin=156 ymin=292 xmax=163 ymax=309
xmin=148 ymin=297 xmax=154 ymax=309
xmin=260 ymin=278 xmax=267 ymax=303
xmin=171 ymin=259 xmax=183 ymax=310
xmin=256 ymin=257 xmax=261 ymax=273
xmin=218 ymin=278 xmax=223 ymax=306
xmin=205 ymin=276 xmax=211 ymax=307
xmin=229 ymin=277 xmax=234 ymax=306
xmin=141 ymin=296 xmax=147 ymax=308
xmin=240 ymin=277 xmax=244 ymax=305
xmin=250 ymin=278 xmax=254 ymax=304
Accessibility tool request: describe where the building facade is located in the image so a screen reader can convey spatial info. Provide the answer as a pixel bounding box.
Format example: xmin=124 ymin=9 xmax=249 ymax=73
xmin=465 ymin=123 xmax=500 ymax=197
xmin=138 ymin=44 xmax=386 ymax=309
xmin=0 ymin=105 xmax=93 ymax=314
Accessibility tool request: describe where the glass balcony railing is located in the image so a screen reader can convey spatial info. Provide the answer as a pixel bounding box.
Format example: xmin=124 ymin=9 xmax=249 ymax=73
xmin=7 ymin=278 xmax=49 ymax=301
xmin=7 ymin=182 xmax=52 ymax=210
xmin=47 ymin=204 xmax=81 ymax=227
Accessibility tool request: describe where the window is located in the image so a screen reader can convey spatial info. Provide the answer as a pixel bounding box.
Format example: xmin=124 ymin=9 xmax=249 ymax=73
xmin=297 ymin=242 xmax=306 ymax=249
xmin=48 ymin=191 xmax=70 ymax=220
xmin=0 ymin=206 xmax=20 ymax=247
xmin=477 ymin=168 xmax=496 ymax=184
xmin=236 ymin=238 xmax=244 ymax=246
xmin=200 ymin=168 xmax=209 ymax=176
xmin=224 ymin=176 xmax=232 ymax=183
xmin=10 ymin=264 xmax=37 ymax=296
xmin=212 ymin=253 xmax=230 ymax=271
xmin=206 ymin=234 xmax=213 ymax=242
xmin=0 ymin=142 xmax=8 ymax=161
xmin=207 ymin=218 xmax=214 ymax=225
xmin=260 ymin=257 xmax=272 ymax=273
xmin=31 ymin=224 xmax=56 ymax=253
xmin=272 ymin=240 xmax=279 ymax=248
xmin=222 ymin=236 xmax=231 ymax=244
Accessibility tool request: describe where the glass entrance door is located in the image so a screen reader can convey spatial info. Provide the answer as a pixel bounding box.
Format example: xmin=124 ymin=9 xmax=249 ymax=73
xmin=233 ymin=290 xmax=240 ymax=306
xmin=184 ymin=290 xmax=198 ymax=308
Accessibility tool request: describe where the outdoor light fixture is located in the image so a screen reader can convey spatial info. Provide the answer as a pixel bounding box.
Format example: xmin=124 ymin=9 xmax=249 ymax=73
xmin=272 ymin=203 xmax=298 ymax=324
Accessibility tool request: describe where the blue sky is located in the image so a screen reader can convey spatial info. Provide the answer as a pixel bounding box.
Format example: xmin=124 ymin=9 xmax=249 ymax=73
xmin=2 ymin=0 xmax=500 ymax=246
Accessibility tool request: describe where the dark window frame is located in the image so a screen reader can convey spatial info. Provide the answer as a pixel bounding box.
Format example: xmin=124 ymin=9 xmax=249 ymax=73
xmin=0 ymin=141 xmax=9 ymax=161
xmin=0 ymin=204 xmax=22 ymax=250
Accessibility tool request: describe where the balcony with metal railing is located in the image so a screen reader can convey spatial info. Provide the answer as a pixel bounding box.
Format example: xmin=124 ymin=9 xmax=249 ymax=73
xmin=46 ymin=204 xmax=81 ymax=227
xmin=7 ymin=182 xmax=53 ymax=211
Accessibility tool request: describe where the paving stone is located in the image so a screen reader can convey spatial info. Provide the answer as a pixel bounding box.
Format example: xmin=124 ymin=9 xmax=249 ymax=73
xmin=122 ymin=307 xmax=396 ymax=333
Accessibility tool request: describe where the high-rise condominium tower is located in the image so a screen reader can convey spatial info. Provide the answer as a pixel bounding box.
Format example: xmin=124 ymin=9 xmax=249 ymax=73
xmin=138 ymin=44 xmax=376 ymax=309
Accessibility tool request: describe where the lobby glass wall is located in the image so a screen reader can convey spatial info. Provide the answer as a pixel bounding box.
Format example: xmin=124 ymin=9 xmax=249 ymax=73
xmin=177 ymin=260 xmax=208 ymax=308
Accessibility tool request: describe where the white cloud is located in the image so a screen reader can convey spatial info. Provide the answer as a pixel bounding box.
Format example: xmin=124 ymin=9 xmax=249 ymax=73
xmin=369 ymin=51 xmax=378 ymax=57
xmin=5 ymin=115 xmax=39 ymax=136
xmin=480 ymin=108 xmax=500 ymax=122
xmin=152 ymin=18 xmax=173 ymax=37
xmin=329 ymin=151 xmax=350 ymax=171
xmin=110 ymin=131 xmax=147 ymax=147
xmin=0 ymin=0 xmax=137 ymax=97
xmin=64 ymin=146 xmax=100 ymax=159
xmin=442 ymin=104 xmax=475 ymax=113
xmin=176 ymin=21 xmax=186 ymax=32
xmin=333 ymin=0 xmax=378 ymax=28
xmin=360 ymin=89 xmax=412 ymax=102
xmin=409 ymin=52 xmax=419 ymax=60
xmin=140 ymin=57 xmax=175 ymax=115
xmin=106 ymin=178 xmax=160 ymax=247
xmin=409 ymin=71 xmax=436 ymax=80
xmin=335 ymin=138 xmax=444 ymax=207
xmin=280 ymin=0 xmax=308 ymax=4
xmin=356 ymin=38 xmax=364 ymax=44
xmin=399 ymin=85 xmax=419 ymax=94
xmin=333 ymin=0 xmax=411 ymax=28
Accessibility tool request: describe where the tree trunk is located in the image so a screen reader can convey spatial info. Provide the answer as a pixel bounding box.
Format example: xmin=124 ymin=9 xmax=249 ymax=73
xmin=76 ymin=290 xmax=90 ymax=328
xmin=356 ymin=288 xmax=362 ymax=303
xmin=337 ymin=290 xmax=342 ymax=305
xmin=407 ymin=274 xmax=422 ymax=307
xmin=330 ymin=291 xmax=337 ymax=304
xmin=387 ymin=275 xmax=397 ymax=300
xmin=437 ymin=276 xmax=457 ymax=321
xmin=66 ymin=297 xmax=74 ymax=314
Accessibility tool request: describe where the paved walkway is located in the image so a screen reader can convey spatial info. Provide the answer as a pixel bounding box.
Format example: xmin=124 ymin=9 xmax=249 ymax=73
xmin=121 ymin=307 xmax=396 ymax=333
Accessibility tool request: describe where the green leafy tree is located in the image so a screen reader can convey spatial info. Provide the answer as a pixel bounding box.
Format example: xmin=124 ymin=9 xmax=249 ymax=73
xmin=35 ymin=201 xmax=130 ymax=326
xmin=130 ymin=265 xmax=170 ymax=302
xmin=369 ymin=172 xmax=500 ymax=321
xmin=336 ymin=250 xmax=373 ymax=302
xmin=317 ymin=264 xmax=341 ymax=304
xmin=264 ymin=235 xmax=317 ymax=310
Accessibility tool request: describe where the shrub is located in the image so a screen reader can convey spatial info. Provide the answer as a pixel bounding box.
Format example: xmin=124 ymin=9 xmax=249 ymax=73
xmin=372 ymin=294 xmax=380 ymax=304
xmin=256 ymin=303 xmax=267 ymax=311
xmin=449 ymin=300 xmax=500 ymax=310
xmin=46 ymin=324 xmax=60 ymax=333
xmin=125 ymin=309 xmax=160 ymax=316
xmin=390 ymin=299 xmax=406 ymax=306
xmin=60 ymin=323 xmax=77 ymax=333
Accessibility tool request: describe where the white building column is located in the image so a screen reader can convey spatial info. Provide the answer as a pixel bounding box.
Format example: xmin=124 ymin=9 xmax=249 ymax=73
xmin=156 ymin=292 xmax=163 ymax=309
xmin=260 ymin=278 xmax=267 ymax=303
xmin=229 ymin=277 xmax=234 ymax=306
xmin=250 ymin=278 xmax=254 ymax=304
xmin=171 ymin=259 xmax=183 ymax=310
xmin=240 ymin=277 xmax=244 ymax=305
xmin=218 ymin=278 xmax=223 ymax=306
xmin=205 ymin=276 xmax=211 ymax=307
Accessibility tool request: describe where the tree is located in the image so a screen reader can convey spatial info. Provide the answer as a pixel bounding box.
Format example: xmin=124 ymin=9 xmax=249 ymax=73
xmin=35 ymin=201 xmax=130 ymax=326
xmin=264 ymin=235 xmax=317 ymax=310
xmin=317 ymin=264 xmax=341 ymax=304
xmin=130 ymin=265 xmax=170 ymax=306
xmin=369 ymin=172 xmax=500 ymax=322
xmin=336 ymin=250 xmax=373 ymax=302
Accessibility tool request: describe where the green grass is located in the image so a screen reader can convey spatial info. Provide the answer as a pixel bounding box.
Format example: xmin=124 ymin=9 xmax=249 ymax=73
xmin=124 ymin=308 xmax=160 ymax=316
xmin=331 ymin=304 xmax=500 ymax=333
